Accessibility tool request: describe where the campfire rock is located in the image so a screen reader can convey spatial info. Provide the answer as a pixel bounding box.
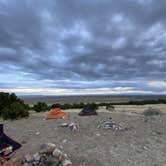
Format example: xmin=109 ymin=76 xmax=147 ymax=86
xmin=21 ymin=143 xmax=72 ymax=166
xmin=60 ymin=122 xmax=79 ymax=131
xmin=68 ymin=123 xmax=79 ymax=131
xmin=40 ymin=143 xmax=56 ymax=154
xmin=62 ymin=159 xmax=72 ymax=166
xmin=53 ymin=148 xmax=63 ymax=158
xmin=33 ymin=153 xmax=40 ymax=161
xmin=98 ymin=119 xmax=124 ymax=131
xmin=24 ymin=154 xmax=33 ymax=162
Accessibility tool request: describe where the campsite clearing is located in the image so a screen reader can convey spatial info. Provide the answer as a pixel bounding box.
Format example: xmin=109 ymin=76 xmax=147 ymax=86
xmin=1 ymin=105 xmax=166 ymax=166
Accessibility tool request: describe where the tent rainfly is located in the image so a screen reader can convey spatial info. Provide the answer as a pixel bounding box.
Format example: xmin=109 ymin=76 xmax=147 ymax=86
xmin=78 ymin=107 xmax=98 ymax=116
xmin=46 ymin=107 xmax=68 ymax=119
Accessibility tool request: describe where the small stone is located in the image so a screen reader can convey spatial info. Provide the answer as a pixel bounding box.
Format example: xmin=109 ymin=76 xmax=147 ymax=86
xmin=96 ymin=133 xmax=101 ymax=136
xmin=21 ymin=140 xmax=27 ymax=144
xmin=40 ymin=144 xmax=48 ymax=150
xmin=33 ymin=152 xmax=40 ymax=161
xmin=59 ymin=145 xmax=64 ymax=150
xmin=24 ymin=154 xmax=33 ymax=162
xmin=47 ymin=143 xmax=56 ymax=148
xmin=143 ymin=146 xmax=148 ymax=150
xmin=40 ymin=143 xmax=56 ymax=154
xmin=62 ymin=139 xmax=67 ymax=144
xmin=22 ymin=163 xmax=33 ymax=166
xmin=53 ymin=148 xmax=63 ymax=158
xmin=144 ymin=118 xmax=148 ymax=122
xmin=45 ymin=156 xmax=59 ymax=165
xmin=22 ymin=163 xmax=29 ymax=166
xmin=63 ymin=153 xmax=68 ymax=158
xmin=61 ymin=123 xmax=69 ymax=127
xmin=33 ymin=161 xmax=39 ymax=165
xmin=62 ymin=159 xmax=72 ymax=166
xmin=35 ymin=132 xmax=40 ymax=135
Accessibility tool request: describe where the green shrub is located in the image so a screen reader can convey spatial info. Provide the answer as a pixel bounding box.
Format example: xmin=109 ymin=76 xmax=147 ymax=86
xmin=33 ymin=102 xmax=48 ymax=112
xmin=106 ymin=104 xmax=115 ymax=111
xmin=50 ymin=102 xmax=100 ymax=110
xmin=143 ymin=107 xmax=162 ymax=116
xmin=0 ymin=92 xmax=29 ymax=120
xmin=51 ymin=103 xmax=61 ymax=109
xmin=111 ymin=98 xmax=166 ymax=105
xmin=61 ymin=103 xmax=73 ymax=110
xmin=77 ymin=102 xmax=85 ymax=108
xmin=84 ymin=103 xmax=98 ymax=110
xmin=1 ymin=102 xmax=29 ymax=120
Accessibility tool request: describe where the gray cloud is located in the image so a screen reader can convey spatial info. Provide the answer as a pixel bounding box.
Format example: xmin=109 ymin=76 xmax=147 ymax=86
xmin=0 ymin=0 xmax=166 ymax=94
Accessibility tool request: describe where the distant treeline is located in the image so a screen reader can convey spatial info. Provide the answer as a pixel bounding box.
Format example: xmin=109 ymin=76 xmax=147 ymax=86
xmin=111 ymin=99 xmax=166 ymax=105
xmin=33 ymin=102 xmax=111 ymax=112
xmin=32 ymin=98 xmax=166 ymax=112
xmin=1 ymin=92 xmax=166 ymax=120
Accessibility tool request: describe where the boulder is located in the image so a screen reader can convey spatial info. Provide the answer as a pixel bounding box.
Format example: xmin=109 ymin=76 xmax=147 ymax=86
xmin=21 ymin=143 xmax=72 ymax=165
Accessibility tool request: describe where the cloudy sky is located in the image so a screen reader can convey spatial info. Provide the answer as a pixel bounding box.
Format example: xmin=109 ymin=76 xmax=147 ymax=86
xmin=0 ymin=0 xmax=166 ymax=95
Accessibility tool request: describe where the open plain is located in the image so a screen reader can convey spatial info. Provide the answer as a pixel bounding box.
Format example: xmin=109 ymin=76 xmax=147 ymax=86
xmin=1 ymin=104 xmax=166 ymax=166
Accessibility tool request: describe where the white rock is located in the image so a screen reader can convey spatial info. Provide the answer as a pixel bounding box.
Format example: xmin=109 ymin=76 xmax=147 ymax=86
xmin=24 ymin=154 xmax=33 ymax=162
xmin=53 ymin=148 xmax=63 ymax=158
xmin=40 ymin=143 xmax=56 ymax=154
xmin=143 ymin=146 xmax=148 ymax=150
xmin=62 ymin=139 xmax=67 ymax=143
xmin=60 ymin=145 xmax=64 ymax=149
xmin=63 ymin=153 xmax=68 ymax=158
xmin=33 ymin=153 xmax=40 ymax=161
xmin=35 ymin=132 xmax=40 ymax=135
xmin=62 ymin=159 xmax=72 ymax=166
xmin=47 ymin=143 xmax=56 ymax=148
xmin=96 ymin=133 xmax=101 ymax=136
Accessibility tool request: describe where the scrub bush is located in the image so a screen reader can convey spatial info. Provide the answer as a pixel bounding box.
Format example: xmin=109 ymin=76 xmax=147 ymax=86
xmin=0 ymin=92 xmax=29 ymax=120
xmin=143 ymin=107 xmax=162 ymax=116
xmin=33 ymin=102 xmax=48 ymax=112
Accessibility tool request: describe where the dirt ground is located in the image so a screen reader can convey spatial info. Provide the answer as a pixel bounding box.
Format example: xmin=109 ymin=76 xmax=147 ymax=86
xmin=1 ymin=105 xmax=166 ymax=166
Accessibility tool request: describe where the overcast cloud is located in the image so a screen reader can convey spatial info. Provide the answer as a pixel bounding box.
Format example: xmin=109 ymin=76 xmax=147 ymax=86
xmin=0 ymin=0 xmax=166 ymax=95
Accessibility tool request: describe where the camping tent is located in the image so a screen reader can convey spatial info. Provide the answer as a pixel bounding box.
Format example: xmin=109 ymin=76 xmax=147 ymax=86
xmin=78 ymin=107 xmax=98 ymax=116
xmin=46 ymin=108 xmax=68 ymax=119
xmin=0 ymin=124 xmax=21 ymax=160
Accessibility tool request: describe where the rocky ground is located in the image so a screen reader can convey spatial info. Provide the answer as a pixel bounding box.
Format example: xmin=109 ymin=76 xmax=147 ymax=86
xmin=1 ymin=105 xmax=166 ymax=166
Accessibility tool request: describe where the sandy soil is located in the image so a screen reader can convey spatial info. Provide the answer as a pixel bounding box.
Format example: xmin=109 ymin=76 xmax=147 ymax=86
xmin=1 ymin=105 xmax=166 ymax=166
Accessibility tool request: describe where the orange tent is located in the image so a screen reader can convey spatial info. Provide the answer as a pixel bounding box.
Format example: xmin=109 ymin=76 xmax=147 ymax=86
xmin=46 ymin=107 xmax=68 ymax=120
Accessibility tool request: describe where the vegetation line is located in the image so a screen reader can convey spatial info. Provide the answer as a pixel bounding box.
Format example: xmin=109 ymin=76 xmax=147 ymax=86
xmin=0 ymin=92 xmax=166 ymax=120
